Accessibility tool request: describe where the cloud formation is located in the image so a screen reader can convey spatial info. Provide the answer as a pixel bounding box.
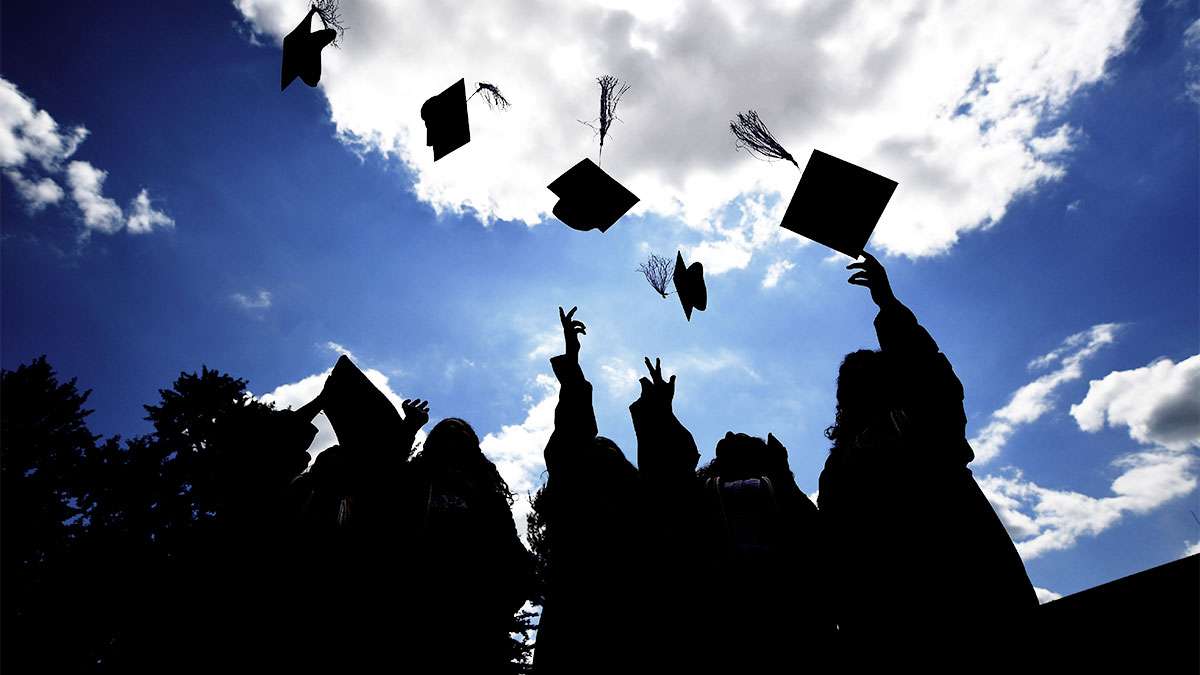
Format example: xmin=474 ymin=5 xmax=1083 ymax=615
xmin=981 ymin=451 xmax=1197 ymax=560
xmin=970 ymin=323 xmax=1121 ymax=464
xmin=236 ymin=0 xmax=1139 ymax=270
xmin=479 ymin=375 xmax=558 ymax=535
xmin=0 ymin=77 xmax=173 ymax=237
xmin=231 ymin=289 xmax=274 ymax=311
xmin=975 ymin=346 xmax=1199 ymax=562
xmin=1070 ymin=354 xmax=1200 ymax=451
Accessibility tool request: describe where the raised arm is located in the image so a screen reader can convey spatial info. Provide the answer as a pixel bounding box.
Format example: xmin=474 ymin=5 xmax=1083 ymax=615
xmin=847 ymin=250 xmax=972 ymax=463
xmin=544 ymin=306 xmax=600 ymax=475
xmin=629 ymin=357 xmax=699 ymax=484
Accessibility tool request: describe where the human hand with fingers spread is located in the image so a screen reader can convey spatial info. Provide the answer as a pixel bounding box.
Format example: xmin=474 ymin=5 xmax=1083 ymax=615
xmin=846 ymin=250 xmax=896 ymax=308
xmin=637 ymin=357 xmax=676 ymax=409
xmin=559 ymin=305 xmax=587 ymax=360
xmin=401 ymin=398 xmax=430 ymax=432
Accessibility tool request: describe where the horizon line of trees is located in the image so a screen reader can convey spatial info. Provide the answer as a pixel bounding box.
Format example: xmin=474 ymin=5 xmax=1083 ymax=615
xmin=1 ymin=355 xmax=541 ymax=672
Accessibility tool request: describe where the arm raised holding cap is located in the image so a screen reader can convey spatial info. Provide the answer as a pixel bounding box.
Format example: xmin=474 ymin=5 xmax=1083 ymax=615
xmin=845 ymin=250 xmax=971 ymax=464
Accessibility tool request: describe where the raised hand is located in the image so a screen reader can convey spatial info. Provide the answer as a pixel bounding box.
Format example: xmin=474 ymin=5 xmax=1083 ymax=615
xmin=559 ymin=305 xmax=587 ymax=359
xmin=637 ymin=357 xmax=676 ymax=408
xmin=401 ymin=398 xmax=430 ymax=431
xmin=846 ymin=250 xmax=896 ymax=308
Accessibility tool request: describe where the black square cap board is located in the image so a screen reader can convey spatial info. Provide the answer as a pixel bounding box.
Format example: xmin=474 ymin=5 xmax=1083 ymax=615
xmin=421 ymin=78 xmax=471 ymax=161
xmin=281 ymin=8 xmax=337 ymax=90
xmin=323 ymin=355 xmax=404 ymax=450
xmin=673 ymin=250 xmax=707 ymax=321
xmin=780 ymin=149 xmax=898 ymax=258
xmin=547 ymin=158 xmax=639 ymax=233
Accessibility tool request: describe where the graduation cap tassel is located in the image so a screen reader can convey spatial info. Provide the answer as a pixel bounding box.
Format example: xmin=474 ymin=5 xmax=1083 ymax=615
xmin=638 ymin=253 xmax=675 ymax=298
xmin=467 ymin=82 xmax=512 ymax=111
xmin=311 ymin=0 xmax=347 ymax=46
xmin=595 ymin=75 xmax=629 ymax=167
xmin=729 ymin=110 xmax=798 ymax=169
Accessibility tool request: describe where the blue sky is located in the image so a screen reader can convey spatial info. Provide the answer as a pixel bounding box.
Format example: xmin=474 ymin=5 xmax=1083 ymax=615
xmin=2 ymin=0 xmax=1198 ymax=601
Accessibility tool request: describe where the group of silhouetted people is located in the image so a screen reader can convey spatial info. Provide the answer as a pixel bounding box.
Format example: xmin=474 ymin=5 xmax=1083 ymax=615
xmin=151 ymin=252 xmax=1036 ymax=673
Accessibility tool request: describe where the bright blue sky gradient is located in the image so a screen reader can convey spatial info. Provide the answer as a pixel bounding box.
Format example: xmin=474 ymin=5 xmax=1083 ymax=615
xmin=2 ymin=1 xmax=1197 ymax=599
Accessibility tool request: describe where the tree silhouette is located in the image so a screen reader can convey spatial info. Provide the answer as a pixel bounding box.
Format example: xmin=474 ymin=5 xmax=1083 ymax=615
xmin=1 ymin=357 xmax=101 ymax=672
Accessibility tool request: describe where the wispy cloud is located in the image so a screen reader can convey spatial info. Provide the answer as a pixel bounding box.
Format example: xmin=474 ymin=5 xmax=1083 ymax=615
xmin=761 ymin=259 xmax=795 ymax=289
xmin=231 ymin=289 xmax=273 ymax=310
xmin=971 ymin=323 xmax=1121 ymax=464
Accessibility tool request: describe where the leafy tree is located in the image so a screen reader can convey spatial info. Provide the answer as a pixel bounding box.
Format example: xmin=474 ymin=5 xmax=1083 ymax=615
xmin=1 ymin=357 xmax=102 ymax=671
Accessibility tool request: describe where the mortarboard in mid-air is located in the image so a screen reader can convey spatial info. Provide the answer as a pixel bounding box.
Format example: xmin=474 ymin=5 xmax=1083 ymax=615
xmin=281 ymin=7 xmax=338 ymax=91
xmin=673 ymin=250 xmax=707 ymax=321
xmin=781 ymin=149 xmax=897 ymax=258
xmin=547 ymin=158 xmax=639 ymax=233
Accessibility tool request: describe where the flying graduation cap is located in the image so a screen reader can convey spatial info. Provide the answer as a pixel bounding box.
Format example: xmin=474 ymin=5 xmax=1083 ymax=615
xmin=730 ymin=111 xmax=898 ymax=258
xmin=673 ymin=251 xmax=707 ymax=321
xmin=420 ymin=80 xmax=513 ymax=162
xmin=322 ymin=355 xmax=404 ymax=451
xmin=548 ymin=75 xmax=639 ymax=233
xmin=280 ymin=3 xmax=344 ymax=91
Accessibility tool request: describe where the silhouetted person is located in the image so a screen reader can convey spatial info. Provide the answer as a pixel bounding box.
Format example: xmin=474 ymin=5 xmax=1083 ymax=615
xmin=627 ymin=356 xmax=709 ymax=672
xmin=286 ymin=358 xmax=429 ymax=672
xmin=532 ymin=307 xmax=644 ymax=674
xmin=404 ymin=416 xmax=534 ymax=672
xmin=696 ymin=431 xmax=834 ymax=671
xmin=817 ymin=251 xmax=1037 ymax=670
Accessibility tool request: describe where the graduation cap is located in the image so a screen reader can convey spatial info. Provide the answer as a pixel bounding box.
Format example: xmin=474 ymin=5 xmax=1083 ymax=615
xmin=280 ymin=7 xmax=337 ymax=91
xmin=673 ymin=250 xmax=707 ymax=320
xmin=729 ymin=111 xmax=897 ymax=257
xmin=322 ymin=355 xmax=404 ymax=451
xmin=421 ymin=79 xmax=471 ymax=161
xmin=780 ymin=149 xmax=897 ymax=258
xmin=547 ymin=158 xmax=639 ymax=233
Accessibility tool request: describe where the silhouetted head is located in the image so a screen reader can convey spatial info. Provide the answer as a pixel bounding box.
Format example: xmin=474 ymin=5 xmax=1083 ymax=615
xmin=703 ymin=431 xmax=792 ymax=482
xmin=417 ymin=417 xmax=513 ymax=504
xmin=826 ymin=349 xmax=898 ymax=449
xmin=423 ymin=417 xmax=481 ymax=465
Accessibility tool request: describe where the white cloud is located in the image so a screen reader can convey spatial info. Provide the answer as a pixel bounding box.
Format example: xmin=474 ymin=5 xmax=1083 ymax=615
xmin=231 ymin=289 xmax=273 ymax=310
xmin=761 ymin=259 xmax=794 ymax=289
xmin=236 ymin=0 xmax=1139 ymax=267
xmin=65 ymin=161 xmax=124 ymax=234
xmin=126 ymin=188 xmax=175 ymax=234
xmin=1183 ymin=540 xmax=1200 ymax=557
xmin=1034 ymin=586 xmax=1062 ymax=604
xmin=1186 ymin=18 xmax=1200 ymax=104
xmin=0 ymin=77 xmax=172 ymax=237
xmin=981 ymin=451 xmax=1197 ymax=561
xmin=0 ymin=77 xmax=87 ymax=171
xmin=974 ymin=330 xmax=1198 ymax=563
xmin=1066 ymin=199 xmax=1082 ymax=212
xmin=598 ymin=357 xmax=639 ymax=399
xmin=4 ymin=169 xmax=63 ymax=212
xmin=971 ymin=323 xmax=1121 ymax=464
xmin=1069 ymin=355 xmax=1200 ymax=451
xmin=480 ymin=374 xmax=559 ymax=535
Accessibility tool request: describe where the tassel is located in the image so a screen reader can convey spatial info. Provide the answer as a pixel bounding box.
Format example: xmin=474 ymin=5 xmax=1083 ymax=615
xmin=729 ymin=110 xmax=798 ymax=168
